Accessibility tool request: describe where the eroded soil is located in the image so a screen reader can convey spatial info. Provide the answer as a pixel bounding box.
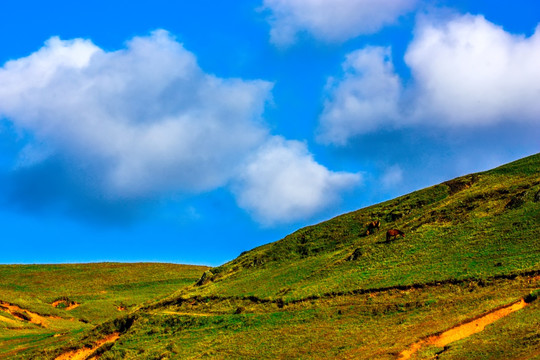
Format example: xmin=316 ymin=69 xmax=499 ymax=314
xmin=54 ymin=332 xmax=120 ymax=360
xmin=399 ymin=298 xmax=528 ymax=359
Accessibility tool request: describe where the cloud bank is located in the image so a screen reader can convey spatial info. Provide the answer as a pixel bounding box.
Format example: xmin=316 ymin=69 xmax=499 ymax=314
xmin=263 ymin=0 xmax=418 ymax=46
xmin=0 ymin=31 xmax=359 ymax=225
xmin=318 ymin=14 xmax=540 ymax=144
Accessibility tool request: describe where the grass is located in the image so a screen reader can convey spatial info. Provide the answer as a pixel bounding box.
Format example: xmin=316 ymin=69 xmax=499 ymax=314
xmin=1 ymin=153 xmax=539 ymax=359
xmin=182 ymin=153 xmax=540 ymax=302
xmin=0 ymin=262 xmax=208 ymax=322
xmin=77 ymin=275 xmax=539 ymax=360
xmin=0 ymin=262 xmax=208 ymax=358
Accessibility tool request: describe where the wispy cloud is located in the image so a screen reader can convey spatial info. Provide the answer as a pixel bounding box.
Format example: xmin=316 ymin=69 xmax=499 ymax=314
xmin=262 ymin=0 xmax=418 ymax=46
xmin=381 ymin=165 xmax=404 ymax=189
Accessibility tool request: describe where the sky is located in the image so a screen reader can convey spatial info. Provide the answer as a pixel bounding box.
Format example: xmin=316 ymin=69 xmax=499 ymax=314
xmin=0 ymin=1 xmax=539 ymax=266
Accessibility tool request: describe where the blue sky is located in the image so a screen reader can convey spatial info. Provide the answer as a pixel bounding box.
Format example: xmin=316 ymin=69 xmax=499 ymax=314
xmin=0 ymin=1 xmax=538 ymax=266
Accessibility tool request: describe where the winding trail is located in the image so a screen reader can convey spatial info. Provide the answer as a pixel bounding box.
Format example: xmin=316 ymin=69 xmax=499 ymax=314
xmin=54 ymin=332 xmax=120 ymax=360
xmin=399 ymin=298 xmax=528 ymax=359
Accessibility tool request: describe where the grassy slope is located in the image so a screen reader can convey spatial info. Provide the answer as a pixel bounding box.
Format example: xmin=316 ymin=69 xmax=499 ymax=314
xmin=4 ymin=153 xmax=540 ymax=359
xmin=176 ymin=153 xmax=540 ymax=302
xmin=100 ymin=277 xmax=540 ymax=360
xmin=0 ymin=263 xmax=208 ymax=358
xmin=90 ymin=153 xmax=539 ymax=360
xmin=439 ymin=300 xmax=540 ymax=360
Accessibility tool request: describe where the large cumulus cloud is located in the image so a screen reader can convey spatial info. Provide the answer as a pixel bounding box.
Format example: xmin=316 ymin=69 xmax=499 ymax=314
xmin=317 ymin=14 xmax=540 ymax=144
xmin=0 ymin=31 xmax=270 ymax=197
xmin=0 ymin=30 xmax=359 ymax=225
xmin=407 ymin=14 xmax=540 ymax=124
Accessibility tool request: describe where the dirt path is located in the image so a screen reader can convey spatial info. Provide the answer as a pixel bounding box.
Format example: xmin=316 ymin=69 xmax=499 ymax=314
xmin=0 ymin=300 xmax=60 ymax=328
xmin=160 ymin=310 xmax=212 ymax=317
xmin=399 ymin=298 xmax=528 ymax=359
xmin=54 ymin=332 xmax=120 ymax=360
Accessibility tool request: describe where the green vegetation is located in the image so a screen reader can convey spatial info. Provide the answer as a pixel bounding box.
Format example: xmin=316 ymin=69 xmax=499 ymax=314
xmin=0 ymin=263 xmax=208 ymax=358
xmin=100 ymin=277 xmax=540 ymax=360
xmin=1 ymin=153 xmax=539 ymax=359
xmin=183 ymin=153 xmax=540 ymax=302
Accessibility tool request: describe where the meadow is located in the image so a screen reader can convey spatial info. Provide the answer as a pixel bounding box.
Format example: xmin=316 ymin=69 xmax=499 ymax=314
xmin=0 ymin=263 xmax=208 ymax=358
xmin=1 ymin=153 xmax=539 ymax=359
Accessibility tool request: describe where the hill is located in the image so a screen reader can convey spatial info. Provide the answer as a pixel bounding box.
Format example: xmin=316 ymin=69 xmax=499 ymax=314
xmin=171 ymin=152 xmax=540 ymax=301
xmin=2 ymin=153 xmax=539 ymax=359
xmin=0 ymin=263 xmax=209 ymax=358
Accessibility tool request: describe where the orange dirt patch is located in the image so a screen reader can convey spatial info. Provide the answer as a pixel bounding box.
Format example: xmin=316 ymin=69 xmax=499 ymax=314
xmin=52 ymin=300 xmax=80 ymax=311
xmin=54 ymin=332 xmax=120 ymax=360
xmin=0 ymin=301 xmax=59 ymax=328
xmin=399 ymin=298 xmax=528 ymax=360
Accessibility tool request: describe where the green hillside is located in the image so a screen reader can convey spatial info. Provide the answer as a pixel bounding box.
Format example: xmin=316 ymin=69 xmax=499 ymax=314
xmin=2 ymin=153 xmax=539 ymax=359
xmin=171 ymin=153 xmax=540 ymax=302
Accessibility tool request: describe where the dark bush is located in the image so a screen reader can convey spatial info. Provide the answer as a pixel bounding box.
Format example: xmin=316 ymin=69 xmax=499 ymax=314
xmin=505 ymin=193 xmax=525 ymax=209
xmin=234 ymin=306 xmax=245 ymax=314
xmin=346 ymin=248 xmax=363 ymax=261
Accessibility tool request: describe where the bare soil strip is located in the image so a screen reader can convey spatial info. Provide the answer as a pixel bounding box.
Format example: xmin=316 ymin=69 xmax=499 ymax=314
xmin=399 ymin=298 xmax=528 ymax=359
xmin=160 ymin=310 xmax=212 ymax=317
xmin=0 ymin=300 xmax=60 ymax=328
xmin=54 ymin=332 xmax=120 ymax=360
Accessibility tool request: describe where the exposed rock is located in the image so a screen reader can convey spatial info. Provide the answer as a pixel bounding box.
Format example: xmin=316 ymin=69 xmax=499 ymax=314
xmin=444 ymin=175 xmax=479 ymax=195
xmin=346 ymin=248 xmax=363 ymax=261
xmin=195 ymin=270 xmax=214 ymax=286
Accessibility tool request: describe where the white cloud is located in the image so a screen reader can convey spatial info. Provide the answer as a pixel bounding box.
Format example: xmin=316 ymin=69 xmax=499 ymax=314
xmin=317 ymin=46 xmax=403 ymax=145
xmin=233 ymin=136 xmax=361 ymax=225
xmin=0 ymin=30 xmax=271 ymax=198
xmin=317 ymin=14 xmax=540 ymax=144
xmin=406 ymin=14 xmax=540 ymax=125
xmin=263 ymin=0 xmax=418 ymax=46
xmin=0 ymin=30 xmax=361 ymax=225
